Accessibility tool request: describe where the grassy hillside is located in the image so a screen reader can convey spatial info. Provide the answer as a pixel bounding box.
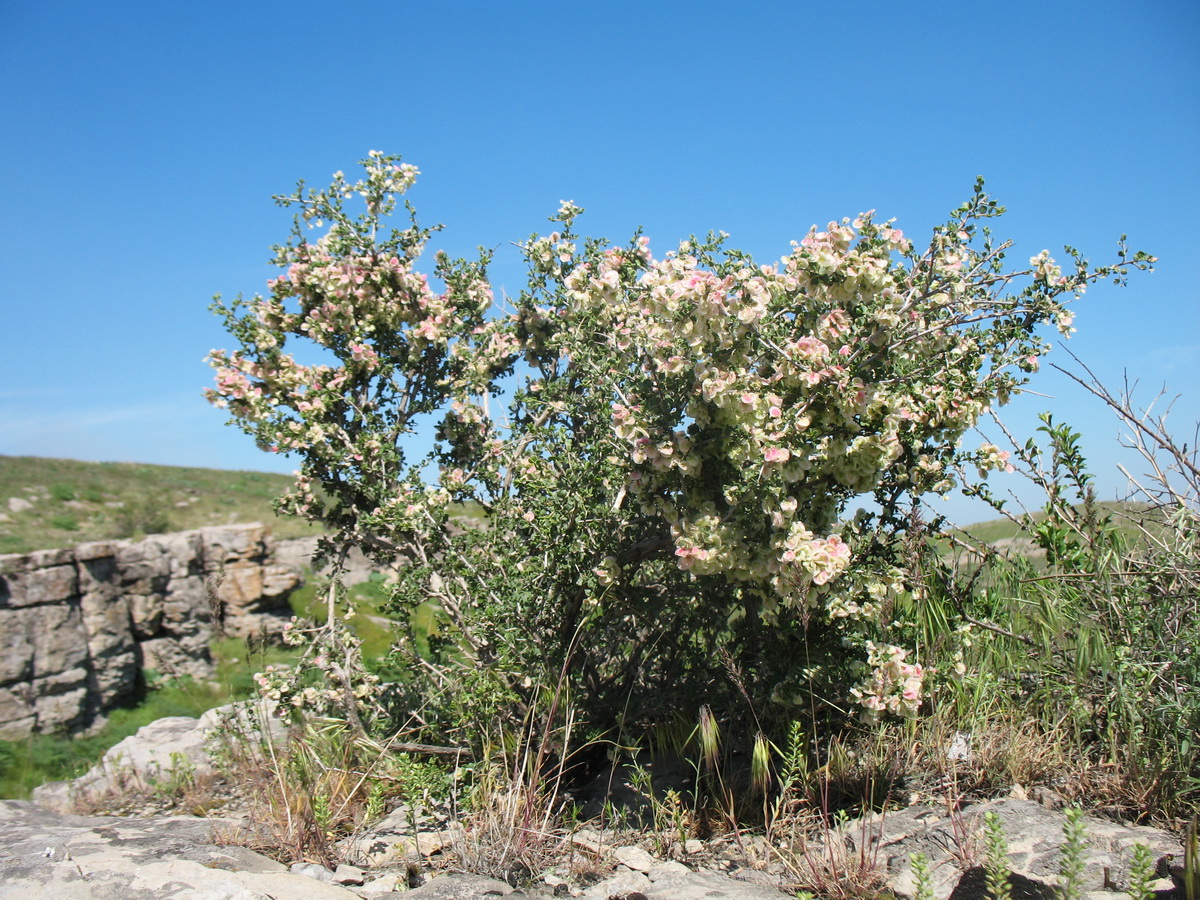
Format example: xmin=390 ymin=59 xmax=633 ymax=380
xmin=0 ymin=455 xmax=323 ymax=555
xmin=2 ymin=453 xmax=1152 ymax=559
xmin=951 ymin=500 xmax=1156 ymax=550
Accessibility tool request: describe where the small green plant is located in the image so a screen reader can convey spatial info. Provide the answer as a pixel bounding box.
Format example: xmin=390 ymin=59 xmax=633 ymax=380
xmin=49 ymin=513 xmax=78 ymax=531
xmin=983 ymin=811 xmax=1012 ymax=900
xmin=909 ymin=852 xmax=935 ymax=900
xmin=1185 ymin=818 xmax=1200 ymax=900
xmin=310 ymin=790 xmax=333 ymax=834
xmin=626 ymin=762 xmax=660 ymax=827
xmin=113 ymin=497 xmax=170 ymax=538
xmin=153 ymin=751 xmax=198 ymax=800
xmin=1127 ymin=843 xmax=1155 ymax=900
xmin=629 ymin=760 xmax=691 ymax=858
xmin=51 ymin=484 xmax=76 ymax=501
xmin=363 ymin=781 xmax=387 ymax=825
xmin=1057 ymin=806 xmax=1087 ymax=900
xmin=768 ymin=720 xmax=813 ymax=831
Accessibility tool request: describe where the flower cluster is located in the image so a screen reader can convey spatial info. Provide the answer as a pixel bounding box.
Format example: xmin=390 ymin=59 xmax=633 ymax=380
xmin=975 ymin=442 xmax=1016 ymax=479
xmin=850 ymin=641 xmax=927 ymax=722
xmin=555 ymin=204 xmax=1052 ymax=627
xmin=252 ymin=616 xmax=384 ymax=721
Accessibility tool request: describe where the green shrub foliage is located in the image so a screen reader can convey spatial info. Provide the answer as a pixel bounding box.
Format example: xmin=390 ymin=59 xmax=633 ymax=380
xmin=208 ymin=154 xmax=1151 ymax=742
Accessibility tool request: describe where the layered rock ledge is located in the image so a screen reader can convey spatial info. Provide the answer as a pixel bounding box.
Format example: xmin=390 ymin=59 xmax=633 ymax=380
xmin=0 ymin=524 xmax=306 ymax=739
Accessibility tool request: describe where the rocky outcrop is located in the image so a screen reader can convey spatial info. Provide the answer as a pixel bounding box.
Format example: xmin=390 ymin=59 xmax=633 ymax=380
xmin=31 ymin=699 xmax=290 ymax=816
xmin=0 ymin=525 xmax=303 ymax=740
xmin=0 ymin=802 xmax=803 ymax=900
xmin=25 ymin=704 xmax=1190 ymax=900
xmin=840 ymin=796 xmax=1184 ymax=898
xmin=273 ymin=536 xmax=382 ymax=587
xmin=0 ymin=799 xmax=368 ymax=900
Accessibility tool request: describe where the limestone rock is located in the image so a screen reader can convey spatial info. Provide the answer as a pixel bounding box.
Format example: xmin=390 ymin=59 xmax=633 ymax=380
xmin=3 ymin=561 xmax=78 ymax=607
xmin=0 ymin=608 xmax=34 ymax=682
xmin=339 ymin=815 xmax=461 ymax=867
xmin=860 ymin=798 xmax=1184 ymax=899
xmin=291 ymin=861 xmax=337 ymax=882
xmin=0 ymin=799 xmax=364 ymax=899
xmin=74 ymin=540 xmax=125 ymax=562
xmin=572 ymin=866 xmax=790 ymax=900
xmin=26 ymin=547 xmax=76 ymax=568
xmin=128 ymin=591 xmax=164 ymax=637
xmin=0 ymin=685 xmax=36 ymax=740
xmin=79 ymin=578 xmax=138 ymax=703
xmin=613 ymin=844 xmax=660 ymax=872
xmin=272 ymin=535 xmax=322 ymax=572
xmin=31 ymin=668 xmax=90 ymax=731
xmin=33 ymin=699 xmax=287 ymax=814
xmin=201 ymin=523 xmax=270 ymax=563
xmin=262 ymin=563 xmax=301 ymax=600
xmin=333 ymin=863 xmax=366 ymax=884
xmin=32 ymin=601 xmax=89 ymax=675
xmin=0 ymin=523 xmax=347 ymax=738
xmin=138 ymin=633 xmax=214 ymax=681
xmin=115 ymin=538 xmax=176 ymax=594
xmin=219 ymin=561 xmax=265 ymax=614
xmin=273 ymin=536 xmax=388 ymax=587
xmin=400 ymin=874 xmax=522 ymax=898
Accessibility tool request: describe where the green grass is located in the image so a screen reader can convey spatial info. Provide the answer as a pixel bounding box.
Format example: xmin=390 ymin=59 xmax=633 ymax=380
xmin=0 ymin=455 xmax=324 ymax=555
xmin=949 ymin=500 xmax=1156 ymax=551
xmin=287 ymin=574 xmax=398 ymax=661
xmin=0 ymin=636 xmax=300 ymax=799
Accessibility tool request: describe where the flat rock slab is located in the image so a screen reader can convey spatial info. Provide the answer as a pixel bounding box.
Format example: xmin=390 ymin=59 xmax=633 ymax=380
xmin=0 ymin=800 xmax=361 ymax=900
xmin=568 ymin=866 xmax=792 ymax=900
xmin=855 ymin=797 xmax=1184 ymax=899
xmin=362 ymin=869 xmax=792 ymax=900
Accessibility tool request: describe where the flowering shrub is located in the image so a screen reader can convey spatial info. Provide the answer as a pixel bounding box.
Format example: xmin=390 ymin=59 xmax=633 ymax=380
xmin=209 ymin=154 xmax=1151 ymax=736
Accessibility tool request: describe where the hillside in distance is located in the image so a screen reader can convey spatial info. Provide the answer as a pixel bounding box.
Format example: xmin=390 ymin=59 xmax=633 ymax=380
xmin=1 ymin=454 xmax=1149 ymax=559
xmin=0 ymin=455 xmax=323 ymax=555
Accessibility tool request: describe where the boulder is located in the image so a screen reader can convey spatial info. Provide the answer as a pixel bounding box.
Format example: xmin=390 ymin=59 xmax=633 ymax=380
xmin=33 ymin=699 xmax=287 ymax=814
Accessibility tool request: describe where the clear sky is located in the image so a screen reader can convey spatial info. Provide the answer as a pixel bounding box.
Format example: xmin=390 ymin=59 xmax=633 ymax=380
xmin=2 ymin=0 xmax=1196 ymax=524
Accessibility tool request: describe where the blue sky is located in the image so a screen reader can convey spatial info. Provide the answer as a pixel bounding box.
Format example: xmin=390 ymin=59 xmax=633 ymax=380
xmin=1 ymin=0 xmax=1196 ymax=524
